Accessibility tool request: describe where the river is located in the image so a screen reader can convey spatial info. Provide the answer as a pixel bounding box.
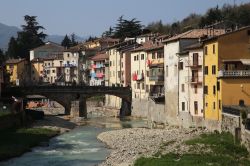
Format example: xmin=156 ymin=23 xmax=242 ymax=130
xmin=1 ymin=116 xmax=147 ymax=166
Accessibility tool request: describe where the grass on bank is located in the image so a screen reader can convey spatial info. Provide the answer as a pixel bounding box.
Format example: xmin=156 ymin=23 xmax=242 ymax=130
xmin=0 ymin=111 xmax=11 ymax=117
xmin=0 ymin=128 xmax=59 ymax=161
xmin=135 ymin=132 xmax=250 ymax=166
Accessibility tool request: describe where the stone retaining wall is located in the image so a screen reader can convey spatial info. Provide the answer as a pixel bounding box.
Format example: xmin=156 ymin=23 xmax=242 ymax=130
xmin=221 ymin=113 xmax=240 ymax=135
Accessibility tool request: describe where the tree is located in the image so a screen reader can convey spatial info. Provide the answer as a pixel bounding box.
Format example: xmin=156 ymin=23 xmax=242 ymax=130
xmin=113 ymin=16 xmax=143 ymax=40
xmin=102 ymin=26 xmax=114 ymax=37
xmin=61 ymin=35 xmax=72 ymax=48
xmin=0 ymin=49 xmax=5 ymax=65
xmin=16 ymin=15 xmax=47 ymax=59
xmin=6 ymin=37 xmax=18 ymax=59
xmin=70 ymin=33 xmax=78 ymax=46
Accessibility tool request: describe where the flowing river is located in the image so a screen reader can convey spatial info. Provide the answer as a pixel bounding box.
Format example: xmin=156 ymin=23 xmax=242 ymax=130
xmin=2 ymin=116 xmax=147 ymax=166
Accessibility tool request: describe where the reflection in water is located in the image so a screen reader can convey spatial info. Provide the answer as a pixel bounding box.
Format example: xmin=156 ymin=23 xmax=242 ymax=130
xmin=2 ymin=116 xmax=147 ymax=166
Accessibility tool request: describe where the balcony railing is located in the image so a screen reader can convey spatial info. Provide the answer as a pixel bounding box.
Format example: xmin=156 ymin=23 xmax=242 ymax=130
xmin=149 ymin=75 xmax=164 ymax=81
xmin=185 ymin=59 xmax=203 ymax=68
xmin=185 ymin=76 xmax=203 ymax=84
xmin=218 ymin=70 xmax=250 ymax=77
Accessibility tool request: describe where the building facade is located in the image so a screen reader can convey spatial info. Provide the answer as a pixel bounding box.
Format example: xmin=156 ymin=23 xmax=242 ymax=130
xmin=89 ymin=53 xmax=108 ymax=86
xmin=5 ymin=58 xmax=29 ymax=86
xmin=204 ymin=27 xmax=250 ymax=121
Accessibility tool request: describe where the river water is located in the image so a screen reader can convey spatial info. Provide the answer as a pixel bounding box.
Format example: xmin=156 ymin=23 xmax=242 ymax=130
xmin=2 ymin=116 xmax=147 ymax=166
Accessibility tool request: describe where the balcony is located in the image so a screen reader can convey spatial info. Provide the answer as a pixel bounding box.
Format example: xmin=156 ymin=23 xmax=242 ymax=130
xmin=149 ymin=75 xmax=164 ymax=82
xmin=185 ymin=76 xmax=202 ymax=84
xmin=185 ymin=59 xmax=202 ymax=68
xmin=218 ymin=70 xmax=250 ymax=78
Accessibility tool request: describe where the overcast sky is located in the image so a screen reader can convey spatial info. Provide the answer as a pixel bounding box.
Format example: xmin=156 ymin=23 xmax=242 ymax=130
xmin=0 ymin=0 xmax=249 ymax=37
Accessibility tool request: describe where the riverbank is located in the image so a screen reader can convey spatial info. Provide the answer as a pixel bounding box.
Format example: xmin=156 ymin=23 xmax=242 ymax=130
xmin=0 ymin=115 xmax=78 ymax=162
xmin=0 ymin=127 xmax=59 ymax=161
xmin=97 ymin=126 xmax=206 ymax=166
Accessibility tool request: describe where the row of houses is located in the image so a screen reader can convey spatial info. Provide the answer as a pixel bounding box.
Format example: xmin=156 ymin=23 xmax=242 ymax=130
xmin=3 ymin=26 xmax=250 ymax=131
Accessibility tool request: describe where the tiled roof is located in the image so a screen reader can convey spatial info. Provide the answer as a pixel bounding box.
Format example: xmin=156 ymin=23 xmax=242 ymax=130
xmin=5 ymin=58 xmax=26 ymax=64
xmin=31 ymin=58 xmax=44 ymax=63
xmin=99 ymin=37 xmax=120 ymax=43
xmin=163 ymin=29 xmax=225 ymax=43
xmin=145 ymin=43 xmax=164 ymax=51
xmin=32 ymin=42 xmax=64 ymax=51
xmin=91 ymin=53 xmax=108 ymax=61
xmin=131 ymin=41 xmax=154 ymax=52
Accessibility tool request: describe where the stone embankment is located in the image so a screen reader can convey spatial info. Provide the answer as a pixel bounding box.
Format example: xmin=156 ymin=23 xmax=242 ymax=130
xmin=98 ymin=127 xmax=206 ymax=166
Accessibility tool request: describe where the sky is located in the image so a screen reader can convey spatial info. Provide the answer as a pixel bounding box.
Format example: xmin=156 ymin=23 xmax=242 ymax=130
xmin=0 ymin=0 xmax=249 ymax=37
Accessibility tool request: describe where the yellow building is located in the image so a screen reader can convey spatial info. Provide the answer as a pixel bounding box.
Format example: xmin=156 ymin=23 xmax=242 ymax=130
xmin=31 ymin=58 xmax=44 ymax=84
xmin=204 ymin=26 xmax=250 ymax=121
xmin=5 ymin=58 xmax=28 ymax=86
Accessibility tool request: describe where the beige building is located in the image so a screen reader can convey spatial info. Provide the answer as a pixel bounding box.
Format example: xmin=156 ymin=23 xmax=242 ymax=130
xmin=43 ymin=55 xmax=64 ymax=84
xmin=63 ymin=49 xmax=79 ymax=84
xmin=105 ymin=46 xmax=122 ymax=108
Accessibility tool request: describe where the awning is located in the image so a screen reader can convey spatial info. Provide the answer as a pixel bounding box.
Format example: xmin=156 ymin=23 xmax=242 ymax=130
xmin=240 ymin=59 xmax=250 ymax=65
xmin=222 ymin=59 xmax=250 ymax=65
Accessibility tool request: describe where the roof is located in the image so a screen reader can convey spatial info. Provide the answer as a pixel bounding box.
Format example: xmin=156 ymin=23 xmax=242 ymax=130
xmin=131 ymin=41 xmax=155 ymax=52
xmin=32 ymin=42 xmax=64 ymax=51
xmin=99 ymin=37 xmax=120 ymax=43
xmin=91 ymin=53 xmax=109 ymax=61
xmin=184 ymin=42 xmax=203 ymax=50
xmin=31 ymin=58 xmax=44 ymax=63
xmin=163 ymin=29 xmax=225 ymax=43
xmin=145 ymin=43 xmax=164 ymax=51
xmin=203 ymin=26 xmax=250 ymax=43
xmin=5 ymin=58 xmax=26 ymax=64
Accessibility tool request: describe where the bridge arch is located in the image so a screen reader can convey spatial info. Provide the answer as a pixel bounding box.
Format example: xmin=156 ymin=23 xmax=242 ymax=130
xmin=2 ymin=86 xmax=132 ymax=117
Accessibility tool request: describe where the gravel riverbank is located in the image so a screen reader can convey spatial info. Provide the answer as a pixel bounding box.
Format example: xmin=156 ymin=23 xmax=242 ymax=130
xmin=97 ymin=127 xmax=206 ymax=166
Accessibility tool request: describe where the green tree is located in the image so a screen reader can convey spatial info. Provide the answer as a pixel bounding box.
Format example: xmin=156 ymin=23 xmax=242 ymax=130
xmin=6 ymin=37 xmax=18 ymax=59
xmin=113 ymin=16 xmax=143 ymax=39
xmin=0 ymin=49 xmax=5 ymax=65
xmin=61 ymin=34 xmax=72 ymax=48
xmin=102 ymin=26 xmax=114 ymax=37
xmin=17 ymin=15 xmax=47 ymax=59
xmin=70 ymin=33 xmax=78 ymax=46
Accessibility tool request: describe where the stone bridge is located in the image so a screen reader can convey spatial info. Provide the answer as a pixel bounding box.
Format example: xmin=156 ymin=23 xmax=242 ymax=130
xmin=2 ymin=86 xmax=132 ymax=117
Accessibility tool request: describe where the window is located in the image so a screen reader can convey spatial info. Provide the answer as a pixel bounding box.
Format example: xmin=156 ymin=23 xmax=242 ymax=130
xmin=137 ymin=83 xmax=140 ymax=89
xmin=181 ymin=84 xmax=185 ymax=92
xmin=194 ymin=85 xmax=197 ymax=94
xmin=52 ymin=70 xmax=55 ymax=73
xmin=213 ymin=85 xmax=216 ymax=95
xmin=110 ymin=61 xmax=112 ymax=66
xmin=141 ymin=54 xmax=144 ymax=60
xmin=137 ymin=55 xmax=139 ymax=61
xmin=178 ymin=62 xmax=183 ymax=70
xmin=212 ymin=65 xmax=216 ymax=75
xmin=204 ymin=86 xmax=208 ymax=94
xmin=152 ymin=52 xmax=156 ymax=59
xmin=204 ymin=46 xmax=208 ymax=55
xmin=217 ymin=81 xmax=220 ymax=91
xmin=67 ymin=54 xmax=70 ymax=57
xmin=134 ymin=56 xmax=136 ymax=61
xmin=166 ymin=66 xmax=168 ymax=77
xmin=146 ymin=71 xmax=149 ymax=77
xmin=213 ymin=44 xmax=215 ymax=54
xmin=142 ymin=83 xmax=145 ymax=90
xmin=213 ymin=102 xmax=216 ymax=110
xmin=182 ymin=102 xmax=185 ymax=111
xmin=204 ymin=66 xmax=208 ymax=75
xmin=194 ymin=101 xmax=198 ymax=115
xmin=146 ymin=85 xmax=149 ymax=92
